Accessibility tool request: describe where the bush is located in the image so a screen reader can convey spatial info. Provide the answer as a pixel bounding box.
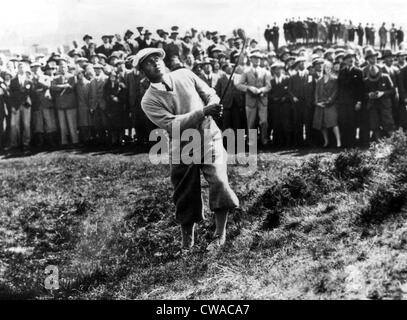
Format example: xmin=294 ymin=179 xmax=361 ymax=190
xmin=332 ymin=150 xmax=373 ymax=191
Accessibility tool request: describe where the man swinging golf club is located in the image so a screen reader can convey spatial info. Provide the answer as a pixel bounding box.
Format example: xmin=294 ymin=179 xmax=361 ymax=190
xmin=134 ymin=48 xmax=239 ymax=253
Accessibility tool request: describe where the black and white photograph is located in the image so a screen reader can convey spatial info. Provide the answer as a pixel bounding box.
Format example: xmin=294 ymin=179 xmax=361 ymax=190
xmin=1 ymin=0 xmax=407 ymax=306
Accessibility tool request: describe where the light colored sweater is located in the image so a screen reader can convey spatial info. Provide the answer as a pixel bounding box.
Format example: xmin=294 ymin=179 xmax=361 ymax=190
xmin=141 ymin=68 xmax=220 ymax=136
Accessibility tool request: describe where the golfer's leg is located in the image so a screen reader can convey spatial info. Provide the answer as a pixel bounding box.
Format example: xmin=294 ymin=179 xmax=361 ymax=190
xmin=170 ymin=164 xmax=203 ymax=248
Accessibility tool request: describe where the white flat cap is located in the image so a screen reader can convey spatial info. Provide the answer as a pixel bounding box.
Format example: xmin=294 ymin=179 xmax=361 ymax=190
xmin=131 ymin=48 xmax=166 ymax=68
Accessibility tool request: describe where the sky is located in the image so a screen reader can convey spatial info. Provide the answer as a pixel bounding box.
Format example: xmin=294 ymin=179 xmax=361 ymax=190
xmin=0 ymin=0 xmax=405 ymax=53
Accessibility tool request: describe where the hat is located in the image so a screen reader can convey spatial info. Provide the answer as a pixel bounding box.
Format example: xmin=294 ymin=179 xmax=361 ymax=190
xmin=313 ymin=45 xmax=325 ymax=53
xmin=171 ymin=26 xmax=179 ymax=32
xmin=249 ymin=51 xmax=262 ymax=59
xmin=30 ymin=62 xmax=42 ymax=68
xmin=343 ymin=49 xmax=357 ymax=60
xmin=365 ymin=47 xmax=379 ymax=59
xmin=268 ymin=51 xmax=276 ymax=57
xmin=93 ymin=63 xmax=104 ymax=69
xmin=312 ymin=57 xmax=325 ymax=66
xmin=324 ymin=48 xmax=335 ymax=57
xmin=101 ymin=35 xmax=113 ymax=40
xmin=270 ymin=61 xmax=285 ymax=69
xmin=144 ymin=30 xmax=152 ymax=36
xmin=250 ymin=39 xmax=258 ymax=45
xmin=284 ymin=55 xmax=295 ymax=63
xmin=125 ymin=29 xmax=134 ymax=37
xmin=131 ymin=48 xmax=166 ymax=68
xmin=76 ymin=57 xmax=88 ymax=63
xmin=114 ymin=59 xmax=125 ymax=66
xmin=292 ymin=56 xmax=306 ymax=67
xmin=191 ymin=28 xmax=198 ymax=33
xmin=221 ymin=62 xmax=235 ymax=70
xmin=97 ymin=53 xmax=108 ymax=61
xmin=380 ymin=49 xmax=394 ymax=59
xmin=183 ymin=32 xmax=192 ymax=40
xmin=136 ymin=26 xmax=144 ymax=32
xmin=334 ymin=48 xmax=345 ymax=55
xmin=83 ymin=34 xmax=93 ymax=41
xmin=335 ymin=52 xmax=345 ymax=61
xmin=396 ymin=50 xmax=407 ymax=57
xmin=199 ymin=57 xmax=213 ymax=66
xmin=211 ymin=46 xmax=223 ymax=54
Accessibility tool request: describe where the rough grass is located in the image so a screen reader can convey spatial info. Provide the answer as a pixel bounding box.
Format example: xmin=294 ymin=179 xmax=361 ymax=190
xmin=1 ymin=132 xmax=407 ymax=299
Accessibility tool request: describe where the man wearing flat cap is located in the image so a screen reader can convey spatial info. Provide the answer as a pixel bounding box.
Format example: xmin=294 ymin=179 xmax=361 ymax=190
xmin=136 ymin=48 xmax=239 ymax=253
xmin=236 ymin=51 xmax=272 ymax=146
xmin=337 ymin=50 xmax=365 ymax=147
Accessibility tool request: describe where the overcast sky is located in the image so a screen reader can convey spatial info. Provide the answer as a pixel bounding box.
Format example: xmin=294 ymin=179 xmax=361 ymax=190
xmin=0 ymin=0 xmax=405 ymax=52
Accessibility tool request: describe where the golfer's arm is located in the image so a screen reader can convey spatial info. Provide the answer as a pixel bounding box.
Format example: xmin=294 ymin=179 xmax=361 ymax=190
xmin=192 ymin=71 xmax=220 ymax=105
xmin=142 ymin=100 xmax=204 ymax=135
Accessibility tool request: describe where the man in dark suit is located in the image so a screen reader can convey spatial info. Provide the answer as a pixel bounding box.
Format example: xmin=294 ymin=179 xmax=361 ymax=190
xmin=138 ymin=30 xmax=156 ymax=50
xmin=288 ymin=57 xmax=310 ymax=146
xmin=380 ymin=49 xmax=400 ymax=128
xmin=398 ymin=64 xmax=407 ymax=130
xmin=357 ymin=23 xmax=364 ymax=46
xmin=268 ymin=61 xmax=292 ymax=147
xmin=337 ymin=50 xmax=364 ymax=148
xmin=96 ymin=35 xmax=114 ymax=58
xmin=264 ymin=25 xmax=272 ymax=52
xmin=215 ymin=62 xmax=243 ymax=135
xmin=272 ymin=23 xmax=280 ymax=50
xmin=81 ymin=34 xmax=93 ymax=59
xmin=9 ymin=62 xmax=33 ymax=152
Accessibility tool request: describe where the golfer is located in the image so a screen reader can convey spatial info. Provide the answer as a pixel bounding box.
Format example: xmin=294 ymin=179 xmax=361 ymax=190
xmin=133 ymin=48 xmax=239 ymax=252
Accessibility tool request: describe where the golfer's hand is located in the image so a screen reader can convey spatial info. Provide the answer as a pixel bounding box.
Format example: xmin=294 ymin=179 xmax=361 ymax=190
xmin=203 ymin=103 xmax=223 ymax=119
xmin=355 ymin=101 xmax=362 ymax=111
xmin=293 ymin=96 xmax=299 ymax=103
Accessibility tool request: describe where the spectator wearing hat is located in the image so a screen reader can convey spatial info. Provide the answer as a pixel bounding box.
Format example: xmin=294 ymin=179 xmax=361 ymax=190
xmin=112 ymin=34 xmax=126 ymax=52
xmin=134 ymin=26 xmax=145 ymax=48
xmin=0 ymin=71 xmax=11 ymax=150
xmin=139 ymin=30 xmax=156 ymax=50
xmin=313 ymin=63 xmax=341 ymax=148
xmin=181 ymin=32 xmax=194 ymax=60
xmin=396 ymin=27 xmax=404 ymax=47
xmin=271 ymin=23 xmax=280 ymax=51
xmin=96 ymin=35 xmax=114 ymax=58
xmin=397 ymin=51 xmax=407 ymax=129
xmin=8 ymin=62 xmax=33 ymax=152
xmin=287 ymin=56 xmax=312 ymax=146
xmin=380 ymin=49 xmax=400 ymax=127
xmin=50 ymin=60 xmax=79 ymax=147
xmin=357 ymin=23 xmax=364 ymax=46
xmin=104 ymin=70 xmax=128 ymax=146
xmin=364 ymin=65 xmax=395 ymax=141
xmin=390 ymin=24 xmax=397 ymax=51
xmin=362 ymin=47 xmax=379 ymax=78
xmin=123 ymin=29 xmax=138 ymax=54
xmin=236 ymin=51 xmax=272 ymax=146
xmin=30 ymin=63 xmax=57 ymax=149
xmin=379 ymin=23 xmax=388 ymax=50
xmin=395 ymin=50 xmax=407 ymax=70
xmin=199 ymin=58 xmax=220 ymax=88
xmin=82 ymin=34 xmax=93 ymax=59
xmin=264 ymin=25 xmax=272 ymax=52
xmin=89 ymin=63 xmax=108 ymax=145
xmin=336 ymin=50 xmax=364 ymax=147
xmin=268 ymin=61 xmax=291 ymax=147
xmin=214 ymin=62 xmax=243 ymax=136
xmin=75 ymin=68 xmax=92 ymax=145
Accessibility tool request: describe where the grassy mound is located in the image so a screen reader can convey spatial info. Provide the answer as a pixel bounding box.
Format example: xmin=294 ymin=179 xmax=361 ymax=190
xmin=1 ymin=131 xmax=407 ymax=299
